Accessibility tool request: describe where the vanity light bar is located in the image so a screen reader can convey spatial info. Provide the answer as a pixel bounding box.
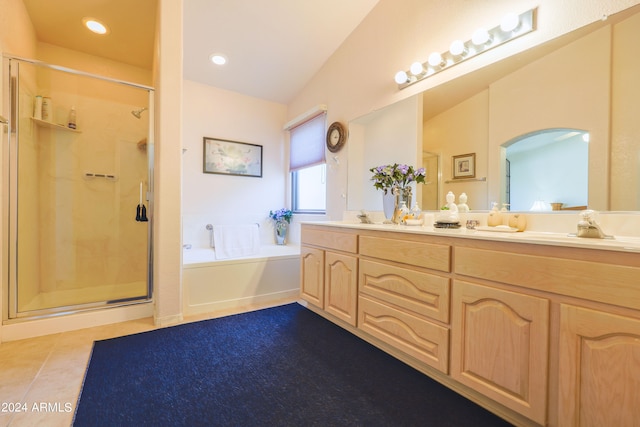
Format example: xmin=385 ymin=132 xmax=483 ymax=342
xmin=395 ymin=8 xmax=536 ymax=89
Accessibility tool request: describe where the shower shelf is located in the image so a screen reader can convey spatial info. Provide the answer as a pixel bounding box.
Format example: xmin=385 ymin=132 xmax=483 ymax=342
xmin=31 ymin=117 xmax=81 ymax=133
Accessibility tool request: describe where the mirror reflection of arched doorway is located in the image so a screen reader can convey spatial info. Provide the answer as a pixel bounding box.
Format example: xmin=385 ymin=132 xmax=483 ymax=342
xmin=504 ymin=128 xmax=589 ymax=211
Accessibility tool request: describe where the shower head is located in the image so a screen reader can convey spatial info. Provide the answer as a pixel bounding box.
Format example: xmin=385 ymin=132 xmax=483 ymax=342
xmin=131 ymin=107 xmax=148 ymax=119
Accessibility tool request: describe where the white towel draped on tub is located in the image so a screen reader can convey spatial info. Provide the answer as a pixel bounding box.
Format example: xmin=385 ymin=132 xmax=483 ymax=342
xmin=212 ymin=224 xmax=260 ymax=260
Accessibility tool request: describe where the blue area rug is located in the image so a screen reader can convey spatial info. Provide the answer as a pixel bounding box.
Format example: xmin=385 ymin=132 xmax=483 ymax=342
xmin=74 ymin=303 xmax=512 ymax=426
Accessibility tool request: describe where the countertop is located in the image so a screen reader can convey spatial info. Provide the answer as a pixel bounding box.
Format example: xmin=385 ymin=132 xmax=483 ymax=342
xmin=301 ymin=221 xmax=640 ymax=253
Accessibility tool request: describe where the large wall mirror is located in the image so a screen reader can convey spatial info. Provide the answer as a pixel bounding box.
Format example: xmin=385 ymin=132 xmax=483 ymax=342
xmin=348 ymin=4 xmax=640 ymax=213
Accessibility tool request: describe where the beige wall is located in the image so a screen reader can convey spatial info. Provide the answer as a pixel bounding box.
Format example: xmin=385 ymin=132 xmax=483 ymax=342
xmin=181 ymin=80 xmax=288 ymax=246
xmin=153 ymin=0 xmax=183 ymax=326
xmin=288 ymin=0 xmax=640 ymax=219
xmin=0 ymin=0 xmax=37 ymax=57
xmin=37 ymin=43 xmax=152 ymax=87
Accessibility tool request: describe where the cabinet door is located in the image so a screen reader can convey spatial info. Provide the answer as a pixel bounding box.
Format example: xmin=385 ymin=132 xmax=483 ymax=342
xmin=451 ymin=280 xmax=549 ymax=425
xmin=324 ymin=251 xmax=358 ymax=326
xmin=300 ymin=246 xmax=324 ymax=308
xmin=558 ymin=305 xmax=640 ymax=427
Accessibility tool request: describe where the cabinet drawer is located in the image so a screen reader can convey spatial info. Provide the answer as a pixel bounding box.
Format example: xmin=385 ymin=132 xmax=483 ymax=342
xmin=359 ymin=259 xmax=450 ymax=323
xmin=359 ymin=235 xmax=450 ymax=272
xmin=302 ymin=228 xmax=358 ymax=253
xmin=358 ymin=295 xmax=449 ymax=373
xmin=455 ymin=246 xmax=640 ymax=310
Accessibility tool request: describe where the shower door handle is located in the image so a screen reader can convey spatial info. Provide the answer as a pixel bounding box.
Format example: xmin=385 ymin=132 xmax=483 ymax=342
xmin=0 ymin=115 xmax=8 ymax=125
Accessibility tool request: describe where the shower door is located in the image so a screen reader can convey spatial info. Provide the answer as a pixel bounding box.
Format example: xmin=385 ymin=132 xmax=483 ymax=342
xmin=3 ymin=57 xmax=153 ymax=318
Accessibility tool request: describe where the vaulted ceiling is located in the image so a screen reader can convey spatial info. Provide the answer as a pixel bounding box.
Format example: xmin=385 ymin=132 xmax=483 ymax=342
xmin=23 ymin=0 xmax=380 ymax=104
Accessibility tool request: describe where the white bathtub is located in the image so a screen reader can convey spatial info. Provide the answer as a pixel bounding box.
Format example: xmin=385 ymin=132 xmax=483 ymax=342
xmin=182 ymin=245 xmax=301 ymax=316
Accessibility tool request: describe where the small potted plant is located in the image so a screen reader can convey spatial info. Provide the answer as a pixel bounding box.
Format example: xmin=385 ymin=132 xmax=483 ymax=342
xmin=269 ymin=208 xmax=293 ymax=245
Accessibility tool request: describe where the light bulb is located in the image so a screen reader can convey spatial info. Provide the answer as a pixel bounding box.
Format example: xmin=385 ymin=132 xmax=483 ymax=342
xmin=500 ymin=13 xmax=520 ymax=32
xmin=428 ymin=52 xmax=444 ymax=67
xmin=394 ymin=70 xmax=409 ymax=84
xmin=83 ymin=17 xmax=109 ymax=35
xmin=410 ymin=62 xmax=424 ymax=75
xmin=449 ymin=40 xmax=466 ymax=56
xmin=472 ymin=28 xmax=491 ymax=46
xmin=209 ymin=54 xmax=227 ymax=65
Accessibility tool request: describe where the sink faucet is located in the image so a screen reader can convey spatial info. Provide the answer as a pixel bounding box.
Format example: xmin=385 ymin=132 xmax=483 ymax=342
xmin=575 ymin=210 xmax=613 ymax=239
xmin=357 ymin=210 xmax=373 ymax=224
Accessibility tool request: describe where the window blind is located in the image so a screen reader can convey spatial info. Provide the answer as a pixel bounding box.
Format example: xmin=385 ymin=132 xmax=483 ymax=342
xmin=289 ymin=113 xmax=326 ymax=172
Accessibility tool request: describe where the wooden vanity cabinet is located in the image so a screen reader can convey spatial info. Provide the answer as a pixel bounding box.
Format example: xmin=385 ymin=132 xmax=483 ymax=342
xmin=300 ymin=224 xmax=640 ymax=427
xmin=300 ymin=227 xmax=358 ymax=326
xmin=454 ymin=240 xmax=640 ymax=426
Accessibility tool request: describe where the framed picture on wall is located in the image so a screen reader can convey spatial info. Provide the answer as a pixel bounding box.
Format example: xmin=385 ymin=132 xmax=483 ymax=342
xmin=452 ymin=153 xmax=475 ymax=179
xmin=203 ymin=137 xmax=263 ymax=177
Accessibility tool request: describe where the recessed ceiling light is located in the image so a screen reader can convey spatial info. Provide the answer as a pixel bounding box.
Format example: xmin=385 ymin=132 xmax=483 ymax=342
xmin=209 ymin=54 xmax=227 ymax=65
xmin=83 ymin=17 xmax=109 ymax=35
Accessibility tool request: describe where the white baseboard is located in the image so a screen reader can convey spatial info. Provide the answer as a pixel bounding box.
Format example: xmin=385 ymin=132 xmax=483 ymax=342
xmin=1 ymin=302 xmax=154 ymax=342
xmin=184 ymin=289 xmax=300 ymax=317
xmin=153 ymin=313 xmax=184 ymax=327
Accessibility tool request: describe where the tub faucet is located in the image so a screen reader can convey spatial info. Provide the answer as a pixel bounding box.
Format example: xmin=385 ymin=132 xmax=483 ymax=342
xmin=206 ymin=224 xmax=214 ymax=247
xmin=575 ymin=210 xmax=613 ymax=239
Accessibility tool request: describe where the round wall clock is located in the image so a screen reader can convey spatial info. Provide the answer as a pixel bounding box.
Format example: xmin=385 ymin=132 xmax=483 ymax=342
xmin=326 ymin=121 xmax=346 ymax=153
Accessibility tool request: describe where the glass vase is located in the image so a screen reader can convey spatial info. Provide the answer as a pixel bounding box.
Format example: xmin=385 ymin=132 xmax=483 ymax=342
xmin=382 ymin=188 xmax=396 ymax=223
xmin=274 ymin=220 xmax=288 ymax=245
xmin=390 ymin=186 xmax=412 ymax=224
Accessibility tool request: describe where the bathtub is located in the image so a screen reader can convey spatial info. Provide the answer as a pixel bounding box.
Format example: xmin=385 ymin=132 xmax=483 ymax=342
xmin=182 ymin=245 xmax=301 ymax=316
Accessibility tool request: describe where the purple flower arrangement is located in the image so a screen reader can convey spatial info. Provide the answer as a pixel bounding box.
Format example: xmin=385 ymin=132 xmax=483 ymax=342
xmin=269 ymin=208 xmax=293 ymax=223
xmin=369 ymin=164 xmax=426 ymax=191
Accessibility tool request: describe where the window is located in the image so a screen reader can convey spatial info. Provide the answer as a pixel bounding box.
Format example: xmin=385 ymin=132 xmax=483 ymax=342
xmin=292 ymin=163 xmax=326 ymax=212
xmin=288 ymin=110 xmax=327 ymax=213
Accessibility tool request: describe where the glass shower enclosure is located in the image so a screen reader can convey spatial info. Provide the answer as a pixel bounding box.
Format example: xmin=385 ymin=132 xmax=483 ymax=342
xmin=2 ymin=56 xmax=153 ymax=319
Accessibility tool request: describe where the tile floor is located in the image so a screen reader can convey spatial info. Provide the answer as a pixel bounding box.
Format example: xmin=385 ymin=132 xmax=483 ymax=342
xmin=0 ymin=298 xmax=297 ymax=427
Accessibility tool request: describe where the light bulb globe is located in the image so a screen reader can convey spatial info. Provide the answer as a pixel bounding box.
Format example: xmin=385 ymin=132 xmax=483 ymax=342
xmin=472 ymin=28 xmax=490 ymax=46
xmin=500 ymin=13 xmax=520 ymax=32
xmin=449 ymin=40 xmax=465 ymax=56
xmin=410 ymin=62 xmax=424 ymax=75
xmin=428 ymin=52 xmax=443 ymax=67
xmin=394 ymin=70 xmax=409 ymax=84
